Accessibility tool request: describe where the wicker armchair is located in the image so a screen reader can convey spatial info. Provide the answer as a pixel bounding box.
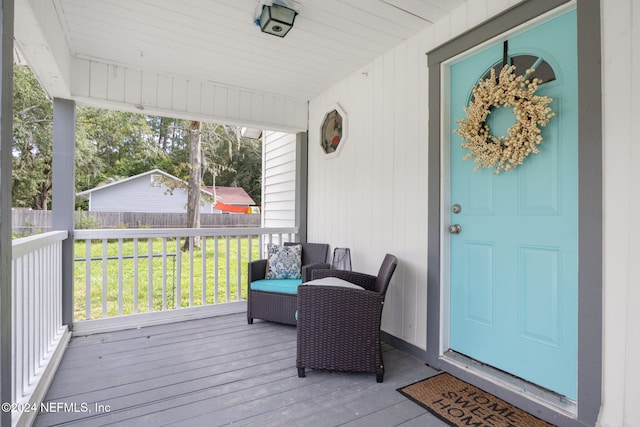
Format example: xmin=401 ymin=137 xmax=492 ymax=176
xmin=296 ymin=254 xmax=398 ymax=382
xmin=247 ymin=242 xmax=329 ymax=325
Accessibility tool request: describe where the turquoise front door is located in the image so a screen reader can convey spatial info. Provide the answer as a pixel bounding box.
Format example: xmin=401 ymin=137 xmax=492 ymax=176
xmin=448 ymin=9 xmax=578 ymax=399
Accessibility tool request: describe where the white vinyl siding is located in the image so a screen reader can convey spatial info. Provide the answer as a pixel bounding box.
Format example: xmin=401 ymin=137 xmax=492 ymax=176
xmin=307 ymin=0 xmax=522 ymax=350
xmin=598 ymin=1 xmax=640 ymax=426
xmin=262 ymin=131 xmax=296 ymax=228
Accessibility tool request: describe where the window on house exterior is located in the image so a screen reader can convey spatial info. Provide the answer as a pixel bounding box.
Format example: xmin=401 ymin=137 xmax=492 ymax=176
xmin=483 ymin=54 xmax=557 ymax=84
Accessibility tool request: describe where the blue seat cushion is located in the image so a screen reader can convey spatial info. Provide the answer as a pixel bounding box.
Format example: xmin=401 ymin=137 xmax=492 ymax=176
xmin=250 ymin=278 xmax=302 ymax=295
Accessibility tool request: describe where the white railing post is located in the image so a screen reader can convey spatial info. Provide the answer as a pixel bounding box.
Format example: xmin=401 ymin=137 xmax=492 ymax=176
xmin=84 ymin=240 xmax=91 ymax=320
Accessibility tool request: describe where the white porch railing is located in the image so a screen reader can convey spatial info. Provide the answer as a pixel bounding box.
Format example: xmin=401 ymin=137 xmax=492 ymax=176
xmin=11 ymin=231 xmax=71 ymax=427
xmin=72 ymin=227 xmax=297 ymax=332
xmin=7 ymin=226 xmax=297 ymax=425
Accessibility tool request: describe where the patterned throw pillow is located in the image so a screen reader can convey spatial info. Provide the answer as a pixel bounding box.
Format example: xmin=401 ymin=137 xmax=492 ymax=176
xmin=266 ymin=244 xmax=302 ymax=279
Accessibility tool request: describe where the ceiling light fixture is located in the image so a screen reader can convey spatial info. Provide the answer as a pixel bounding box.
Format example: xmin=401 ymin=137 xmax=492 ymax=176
xmin=257 ymin=2 xmax=297 ymax=38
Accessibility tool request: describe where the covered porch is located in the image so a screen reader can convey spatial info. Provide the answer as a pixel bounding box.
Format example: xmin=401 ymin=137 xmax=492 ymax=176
xmin=2 ymin=1 xmax=640 ymax=427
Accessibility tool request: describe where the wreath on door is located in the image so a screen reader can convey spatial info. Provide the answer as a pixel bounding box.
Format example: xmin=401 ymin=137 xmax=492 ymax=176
xmin=454 ymin=64 xmax=555 ymax=173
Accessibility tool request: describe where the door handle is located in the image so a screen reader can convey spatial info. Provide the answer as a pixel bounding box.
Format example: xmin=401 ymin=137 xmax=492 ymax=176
xmin=448 ymin=224 xmax=462 ymax=234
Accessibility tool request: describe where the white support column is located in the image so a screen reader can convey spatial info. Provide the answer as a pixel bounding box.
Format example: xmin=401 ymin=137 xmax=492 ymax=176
xmin=0 ymin=1 xmax=14 ymax=424
xmin=52 ymin=98 xmax=76 ymax=327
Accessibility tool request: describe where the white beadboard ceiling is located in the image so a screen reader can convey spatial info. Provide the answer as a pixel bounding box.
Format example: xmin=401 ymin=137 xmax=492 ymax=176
xmin=15 ymin=0 xmax=464 ymax=126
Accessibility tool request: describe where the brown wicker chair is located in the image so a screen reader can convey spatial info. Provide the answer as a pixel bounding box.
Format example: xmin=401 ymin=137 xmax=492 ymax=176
xmin=296 ymin=253 xmax=398 ymax=382
xmin=247 ymin=242 xmax=329 ymax=325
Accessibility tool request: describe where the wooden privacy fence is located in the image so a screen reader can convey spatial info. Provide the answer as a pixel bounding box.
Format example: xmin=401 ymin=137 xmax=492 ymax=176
xmin=12 ymin=210 xmax=261 ymax=235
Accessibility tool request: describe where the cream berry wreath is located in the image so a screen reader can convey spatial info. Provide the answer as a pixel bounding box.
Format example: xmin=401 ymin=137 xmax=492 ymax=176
xmin=455 ymin=64 xmax=555 ymax=173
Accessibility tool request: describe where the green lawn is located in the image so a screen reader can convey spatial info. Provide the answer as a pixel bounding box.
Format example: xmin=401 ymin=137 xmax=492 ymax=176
xmin=74 ymin=236 xmax=260 ymax=321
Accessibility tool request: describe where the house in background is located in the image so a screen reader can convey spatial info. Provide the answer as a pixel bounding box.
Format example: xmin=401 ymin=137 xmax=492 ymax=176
xmin=77 ymin=169 xmax=257 ymax=214
xmin=208 ymin=186 xmax=257 ymax=214
xmin=76 ymin=169 xmax=214 ymax=213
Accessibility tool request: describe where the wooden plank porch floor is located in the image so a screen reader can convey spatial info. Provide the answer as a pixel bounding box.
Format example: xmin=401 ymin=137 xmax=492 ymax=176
xmin=34 ymin=313 xmax=447 ymax=427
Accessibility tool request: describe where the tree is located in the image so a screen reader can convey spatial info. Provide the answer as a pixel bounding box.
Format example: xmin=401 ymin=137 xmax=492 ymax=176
xmin=146 ymin=116 xmax=183 ymax=154
xmin=12 ymin=64 xmax=54 ymax=209
xmin=215 ymin=136 xmax=262 ymax=205
xmin=180 ymin=122 xmax=248 ymax=249
xmin=198 ymin=124 xmax=261 ymax=205
xmin=200 ymin=123 xmax=241 ymax=184
xmin=74 ymin=115 xmax=105 ymax=197
xmin=77 ymin=107 xmax=157 ymax=179
xmin=184 ymin=121 xmax=202 ymax=250
xmin=153 ymin=121 xmax=261 ymax=214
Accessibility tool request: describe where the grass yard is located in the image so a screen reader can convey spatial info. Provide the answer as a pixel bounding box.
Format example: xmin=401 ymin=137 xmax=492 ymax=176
xmin=73 ymin=236 xmax=260 ymax=321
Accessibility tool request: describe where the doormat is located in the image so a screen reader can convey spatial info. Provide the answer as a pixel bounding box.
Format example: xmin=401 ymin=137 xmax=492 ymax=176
xmin=398 ymin=373 xmax=555 ymax=427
